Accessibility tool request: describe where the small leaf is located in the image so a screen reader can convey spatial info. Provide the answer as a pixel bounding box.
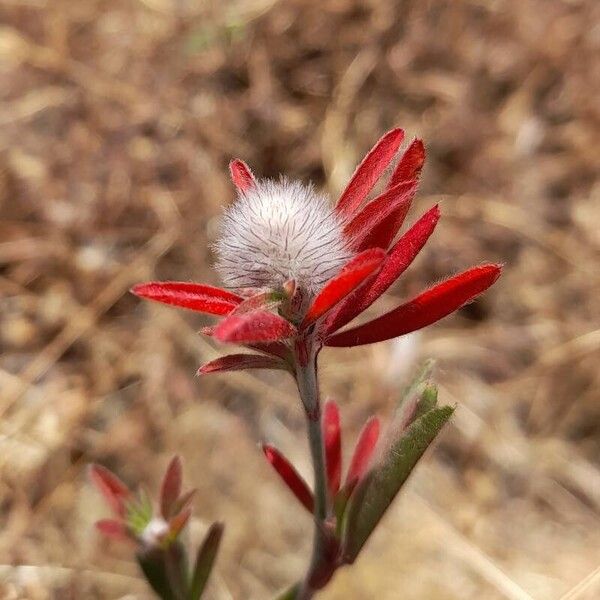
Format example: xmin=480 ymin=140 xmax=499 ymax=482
xmin=229 ymin=159 xmax=256 ymax=192
xmin=137 ymin=547 xmax=177 ymax=600
xmin=262 ymin=444 xmax=314 ymax=513
xmin=343 ymin=181 xmax=416 ymax=251
xmin=341 ymin=406 xmax=454 ymax=563
xmin=198 ymin=353 xmax=288 ymax=375
xmin=131 ymin=282 xmax=242 ymax=316
xmin=344 ymin=416 xmax=381 ymax=493
xmin=229 ymin=290 xmax=284 ymax=316
xmin=214 ymin=310 xmax=297 ymax=344
xmin=301 ymin=249 xmax=385 ymax=328
xmin=322 ymin=400 xmax=342 ymax=496
xmin=274 ymin=583 xmax=301 ymax=600
xmin=95 ymin=519 xmax=130 ymax=541
xmin=336 ymin=129 xmax=405 ymax=217
xmin=325 ymin=205 xmax=441 ymax=334
xmin=168 ymin=508 xmax=192 ymax=543
xmin=89 ymin=464 xmax=131 ymax=518
xmin=327 ymin=264 xmax=502 ymax=347
xmin=189 ymin=522 xmax=224 ymax=600
xmin=392 ymin=360 xmax=436 ymax=430
xmin=387 ymin=138 xmax=426 ymax=190
xmin=414 ymin=385 xmax=438 ymax=421
xmin=160 ymin=456 xmax=183 ymax=520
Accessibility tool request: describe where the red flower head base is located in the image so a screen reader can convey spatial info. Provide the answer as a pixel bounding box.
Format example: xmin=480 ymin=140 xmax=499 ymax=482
xmin=132 ymin=128 xmax=501 ymax=375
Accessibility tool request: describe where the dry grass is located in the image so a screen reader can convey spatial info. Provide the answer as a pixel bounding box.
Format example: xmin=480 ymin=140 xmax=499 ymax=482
xmin=0 ymin=0 xmax=599 ymax=598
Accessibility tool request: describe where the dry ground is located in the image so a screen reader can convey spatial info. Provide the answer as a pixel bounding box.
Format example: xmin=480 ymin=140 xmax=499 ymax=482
xmin=0 ymin=0 xmax=599 ymax=598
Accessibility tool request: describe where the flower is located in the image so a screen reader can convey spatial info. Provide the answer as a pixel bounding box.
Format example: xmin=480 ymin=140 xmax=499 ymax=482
xmin=131 ymin=128 xmax=502 ymax=372
xmin=214 ymin=177 xmax=352 ymax=293
xmin=89 ymin=456 xmax=195 ymax=548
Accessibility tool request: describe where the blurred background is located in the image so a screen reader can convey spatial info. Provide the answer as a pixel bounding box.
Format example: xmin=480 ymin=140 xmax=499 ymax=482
xmin=0 ymin=0 xmax=599 ymax=598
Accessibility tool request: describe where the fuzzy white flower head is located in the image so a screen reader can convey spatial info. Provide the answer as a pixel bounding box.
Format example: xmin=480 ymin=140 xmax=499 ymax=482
xmin=214 ymin=178 xmax=352 ymax=294
xmin=140 ymin=517 xmax=170 ymax=547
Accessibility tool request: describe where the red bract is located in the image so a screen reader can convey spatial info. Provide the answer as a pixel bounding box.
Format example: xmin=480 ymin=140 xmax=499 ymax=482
xmin=131 ymin=127 xmax=501 ymax=372
xmin=262 ymin=400 xmax=380 ymax=518
xmin=214 ymin=310 xmax=297 ymax=344
xmin=262 ymin=445 xmax=314 ymax=513
xmin=89 ymin=456 xmax=196 ymax=547
xmin=322 ymin=400 xmax=342 ymax=496
xmin=344 ymin=416 xmax=381 ymax=494
xmin=131 ymin=282 xmax=242 ymax=316
xmin=229 ymin=159 xmax=256 ymax=192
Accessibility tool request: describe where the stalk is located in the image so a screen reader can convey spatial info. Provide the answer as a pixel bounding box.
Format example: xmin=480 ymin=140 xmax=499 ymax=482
xmin=294 ymin=338 xmax=333 ymax=599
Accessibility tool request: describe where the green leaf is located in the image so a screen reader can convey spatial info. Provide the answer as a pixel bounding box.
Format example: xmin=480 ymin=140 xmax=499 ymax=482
xmin=392 ymin=360 xmax=436 ymax=428
xmin=273 ymin=583 xmax=301 ymax=600
xmin=189 ymin=522 xmax=224 ymax=600
xmin=341 ymin=405 xmax=454 ymax=563
xmin=398 ymin=359 xmax=435 ymax=410
xmin=137 ymin=547 xmax=178 ymax=600
xmin=414 ymin=384 xmax=438 ymax=420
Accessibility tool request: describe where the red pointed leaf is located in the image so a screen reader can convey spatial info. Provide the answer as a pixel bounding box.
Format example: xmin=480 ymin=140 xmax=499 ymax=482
xmin=345 ymin=417 xmax=380 ymax=493
xmin=262 ymin=445 xmax=314 ymax=514
xmin=171 ymin=489 xmax=196 ymax=517
xmin=168 ymin=508 xmax=192 ymax=540
xmin=344 ymin=181 xmax=417 ymax=252
xmin=322 ymin=400 xmax=342 ymax=496
xmin=95 ymin=519 xmax=130 ymax=540
xmin=336 ymin=129 xmax=405 ymax=218
xmin=301 ymin=249 xmax=385 ymax=328
xmin=160 ymin=456 xmax=182 ymax=519
xmin=198 ymin=353 xmax=288 ymax=375
xmin=229 ymin=159 xmax=256 ymax=192
xmin=327 ymin=264 xmax=502 ymax=347
xmin=214 ymin=310 xmax=297 ymax=344
xmin=89 ymin=464 xmax=131 ymax=517
xmin=387 ymin=139 xmax=426 ymax=190
xmin=230 ymin=290 xmax=283 ymax=316
xmin=131 ymin=282 xmax=242 ymax=316
xmin=326 ymin=205 xmax=441 ymax=333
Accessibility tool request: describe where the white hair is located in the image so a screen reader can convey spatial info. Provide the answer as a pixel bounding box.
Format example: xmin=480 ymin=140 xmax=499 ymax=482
xmin=214 ymin=178 xmax=352 ymax=294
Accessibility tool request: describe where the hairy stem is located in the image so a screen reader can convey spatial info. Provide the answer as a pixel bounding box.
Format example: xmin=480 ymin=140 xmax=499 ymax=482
xmin=294 ymin=340 xmax=330 ymax=599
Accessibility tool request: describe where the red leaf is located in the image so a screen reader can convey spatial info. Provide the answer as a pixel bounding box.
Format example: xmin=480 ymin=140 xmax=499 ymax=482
xmin=214 ymin=310 xmax=297 ymax=344
xmin=171 ymin=489 xmax=196 ymax=517
xmin=169 ymin=508 xmax=192 ymax=539
xmin=301 ymin=249 xmax=385 ymax=328
xmin=387 ymin=139 xmax=426 ymax=190
xmin=327 ymin=205 xmax=441 ymax=333
xmin=262 ymin=445 xmax=314 ymax=513
xmin=336 ymin=129 xmax=405 ymax=218
xmin=345 ymin=417 xmax=380 ymax=493
xmin=131 ymin=282 xmax=242 ymax=316
xmin=322 ymin=400 xmax=342 ymax=496
xmin=197 ymin=353 xmax=288 ymax=375
xmin=327 ymin=264 xmax=502 ymax=347
xmin=89 ymin=464 xmax=131 ymax=518
xmin=229 ymin=159 xmax=256 ymax=192
xmin=343 ymin=181 xmax=417 ymax=251
xmin=160 ymin=456 xmax=182 ymax=520
xmin=95 ymin=519 xmax=130 ymax=541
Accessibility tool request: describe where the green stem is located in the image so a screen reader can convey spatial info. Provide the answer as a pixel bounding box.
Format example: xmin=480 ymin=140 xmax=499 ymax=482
xmin=294 ymin=341 xmax=329 ymax=599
